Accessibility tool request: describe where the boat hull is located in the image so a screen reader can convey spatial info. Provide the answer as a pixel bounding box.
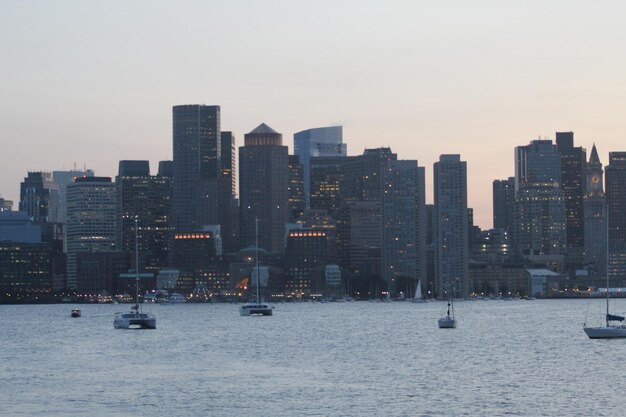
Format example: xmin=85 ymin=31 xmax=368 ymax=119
xmin=438 ymin=317 xmax=457 ymax=328
xmin=239 ymin=304 xmax=273 ymax=316
xmin=114 ymin=312 xmax=156 ymax=329
xmin=584 ymin=326 xmax=626 ymax=339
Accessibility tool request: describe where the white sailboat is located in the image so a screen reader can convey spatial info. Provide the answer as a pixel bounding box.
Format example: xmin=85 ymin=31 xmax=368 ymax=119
xmin=240 ymin=218 xmax=273 ymax=316
xmin=438 ymin=297 xmax=456 ymax=328
xmin=583 ymin=204 xmax=626 ymax=338
xmin=412 ymin=279 xmax=427 ymax=303
xmin=114 ymin=217 xmax=156 ymax=329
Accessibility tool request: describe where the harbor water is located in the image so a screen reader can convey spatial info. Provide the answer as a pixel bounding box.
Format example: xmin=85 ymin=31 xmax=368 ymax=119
xmin=1 ymin=299 xmax=624 ymax=416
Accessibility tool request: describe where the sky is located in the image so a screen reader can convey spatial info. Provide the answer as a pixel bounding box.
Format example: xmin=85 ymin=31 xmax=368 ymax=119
xmin=1 ymin=0 xmax=626 ymax=228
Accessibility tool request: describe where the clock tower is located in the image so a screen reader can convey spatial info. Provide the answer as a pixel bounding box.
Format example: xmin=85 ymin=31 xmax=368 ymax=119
xmin=583 ymin=144 xmax=607 ymax=276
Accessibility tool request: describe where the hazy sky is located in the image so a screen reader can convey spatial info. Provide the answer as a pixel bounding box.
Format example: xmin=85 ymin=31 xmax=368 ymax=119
xmin=2 ymin=1 xmax=626 ymax=228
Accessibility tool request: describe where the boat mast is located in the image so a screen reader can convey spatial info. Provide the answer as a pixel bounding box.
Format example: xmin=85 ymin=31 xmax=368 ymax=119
xmin=255 ymin=217 xmax=260 ymax=304
xmin=135 ymin=216 xmax=140 ymax=313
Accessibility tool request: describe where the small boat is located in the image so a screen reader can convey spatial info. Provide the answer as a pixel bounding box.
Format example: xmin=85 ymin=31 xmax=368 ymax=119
xmin=169 ymin=292 xmax=187 ymax=304
xmin=71 ymin=308 xmax=81 ymax=318
xmin=114 ymin=217 xmax=156 ymax=329
xmin=240 ymin=218 xmax=273 ymax=317
xmin=438 ymin=298 xmax=456 ymax=329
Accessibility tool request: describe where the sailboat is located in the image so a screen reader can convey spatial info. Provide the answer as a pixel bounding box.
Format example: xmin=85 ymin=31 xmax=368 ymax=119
xmin=114 ymin=217 xmax=156 ymax=329
xmin=583 ymin=207 xmax=626 ymax=338
xmin=438 ymin=286 xmax=457 ymax=328
xmin=239 ymin=218 xmax=273 ymax=316
xmin=412 ymin=279 xmax=427 ymax=303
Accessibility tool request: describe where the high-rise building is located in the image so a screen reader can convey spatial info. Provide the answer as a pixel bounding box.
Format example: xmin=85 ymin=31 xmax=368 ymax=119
xmin=309 ymin=156 xmax=352 ymax=219
xmin=294 ymin=126 xmax=346 ymax=208
xmin=52 ymin=168 xmax=94 ymax=224
xmin=492 ymin=177 xmax=515 ymax=232
xmin=556 ymin=132 xmax=586 ymax=254
xmin=219 ymin=131 xmax=238 ymax=253
xmin=239 ymin=123 xmax=289 ymax=254
xmin=288 ymin=155 xmax=305 ymax=221
xmin=606 ymin=152 xmax=626 ymax=250
xmin=284 ymin=229 xmax=328 ymax=298
xmin=19 ymin=172 xmax=61 ymax=224
xmin=382 ymin=160 xmax=427 ymax=296
xmin=66 ymin=177 xmax=117 ymax=290
xmin=514 ymin=140 xmax=567 ymax=257
xmin=583 ymin=144 xmax=607 ymax=276
xmin=172 ymin=104 xmax=221 ymax=233
xmin=434 ymin=155 xmax=469 ymax=299
xmin=115 ymin=160 xmax=172 ymax=274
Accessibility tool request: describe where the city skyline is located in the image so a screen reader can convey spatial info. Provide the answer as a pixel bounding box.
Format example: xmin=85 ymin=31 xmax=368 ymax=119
xmin=3 ymin=1 xmax=626 ymax=229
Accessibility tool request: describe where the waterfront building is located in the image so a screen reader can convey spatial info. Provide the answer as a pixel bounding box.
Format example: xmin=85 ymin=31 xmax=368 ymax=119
xmin=284 ymin=229 xmax=328 ymax=298
xmin=172 ymin=104 xmax=221 ymax=233
xmin=171 ymin=231 xmax=224 ymax=294
xmin=76 ymin=251 xmax=131 ymax=296
xmin=382 ymin=159 xmax=427 ymax=296
xmin=514 ymin=140 xmax=567 ymax=257
xmin=434 ymin=155 xmax=469 ymax=299
xmin=115 ymin=160 xmax=171 ymax=274
xmin=239 ymin=123 xmax=289 ymax=254
xmin=66 ymin=177 xmax=117 ymax=290
xmin=583 ymin=145 xmax=607 ymax=276
xmin=0 ymin=211 xmax=41 ymax=243
xmin=0 ymin=241 xmax=53 ymax=294
xmin=294 ymin=126 xmax=346 ymax=209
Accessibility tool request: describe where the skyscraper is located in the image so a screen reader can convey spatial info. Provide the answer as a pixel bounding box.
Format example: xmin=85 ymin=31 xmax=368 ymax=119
xmin=382 ymin=159 xmax=427 ymax=296
xmin=115 ymin=160 xmax=171 ymax=274
xmin=294 ymin=126 xmax=346 ymax=209
xmin=434 ymin=155 xmax=469 ymax=299
xmin=583 ymin=145 xmax=607 ymax=276
xmin=239 ymin=123 xmax=289 ymax=253
xmin=19 ymin=172 xmax=61 ymax=224
xmin=606 ymin=152 xmax=626 ymax=250
xmin=52 ymin=168 xmax=94 ymax=224
xmin=66 ymin=177 xmax=117 ymax=290
xmin=172 ymin=104 xmax=221 ymax=233
xmin=514 ymin=140 xmax=567 ymax=256
xmin=492 ymin=177 xmax=515 ymax=232
xmin=556 ymin=131 xmax=586 ymax=255
xmin=288 ymin=155 xmax=305 ymax=221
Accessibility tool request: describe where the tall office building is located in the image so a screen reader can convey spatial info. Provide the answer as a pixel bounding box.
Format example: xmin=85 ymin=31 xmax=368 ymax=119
xmin=172 ymin=104 xmax=221 ymax=233
xmin=514 ymin=140 xmax=566 ymax=256
xmin=492 ymin=177 xmax=515 ymax=232
xmin=115 ymin=160 xmax=172 ymax=274
xmin=583 ymin=145 xmax=607 ymax=276
xmin=239 ymin=123 xmax=289 ymax=253
xmin=219 ymin=131 xmax=238 ymax=253
xmin=309 ymin=156 xmax=352 ymax=219
xmin=382 ymin=160 xmax=427 ymax=295
xmin=294 ymin=126 xmax=346 ymax=209
xmin=606 ymin=152 xmax=626 ymax=250
xmin=434 ymin=155 xmax=469 ymax=299
xmin=556 ymin=132 xmax=586 ymax=253
xmin=66 ymin=177 xmax=117 ymax=290
xmin=52 ymin=168 xmax=94 ymax=224
xmin=19 ymin=172 xmax=61 ymax=224
xmin=288 ymin=155 xmax=305 ymax=221
xmin=284 ymin=229 xmax=328 ymax=298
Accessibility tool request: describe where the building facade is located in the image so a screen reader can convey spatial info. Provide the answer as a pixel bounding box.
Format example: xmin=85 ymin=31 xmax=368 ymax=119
xmin=434 ymin=155 xmax=469 ymax=298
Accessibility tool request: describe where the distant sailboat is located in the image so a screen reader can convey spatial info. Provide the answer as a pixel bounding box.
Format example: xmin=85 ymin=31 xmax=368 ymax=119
xmin=412 ymin=280 xmax=427 ymax=303
xmin=239 ymin=218 xmax=273 ymax=316
xmin=438 ymin=297 xmax=456 ymax=328
xmin=584 ymin=206 xmax=626 ymax=338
